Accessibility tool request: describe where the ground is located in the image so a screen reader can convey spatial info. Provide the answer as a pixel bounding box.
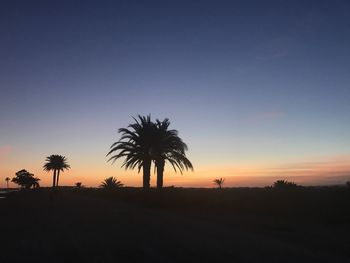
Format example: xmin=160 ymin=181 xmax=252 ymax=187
xmin=0 ymin=187 xmax=349 ymax=262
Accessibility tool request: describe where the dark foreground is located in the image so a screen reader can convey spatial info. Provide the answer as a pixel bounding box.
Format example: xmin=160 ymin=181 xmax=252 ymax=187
xmin=1 ymin=187 xmax=349 ymax=262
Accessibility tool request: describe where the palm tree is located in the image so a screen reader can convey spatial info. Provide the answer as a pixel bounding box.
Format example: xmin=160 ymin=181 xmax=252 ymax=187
xmin=43 ymin=155 xmax=71 ymax=187
xmin=153 ymin=118 xmax=193 ymax=189
xmin=107 ymin=115 xmax=156 ymax=189
xmin=100 ymin=177 xmax=123 ymax=190
xmin=55 ymin=156 xmax=70 ymax=187
xmin=5 ymin=177 xmax=10 ymax=189
xmin=213 ymin=178 xmax=225 ymax=189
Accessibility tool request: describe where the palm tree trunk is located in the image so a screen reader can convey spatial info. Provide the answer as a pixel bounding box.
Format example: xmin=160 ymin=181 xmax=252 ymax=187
xmin=6 ymin=181 xmax=9 ymax=189
xmin=56 ymin=170 xmax=60 ymax=187
xmin=156 ymin=159 xmax=165 ymax=189
xmin=52 ymin=169 xmax=56 ymax=187
xmin=143 ymin=158 xmax=151 ymax=189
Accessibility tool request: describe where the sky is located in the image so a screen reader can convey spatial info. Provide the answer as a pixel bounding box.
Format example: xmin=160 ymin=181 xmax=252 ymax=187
xmin=1 ymin=0 xmax=350 ymax=188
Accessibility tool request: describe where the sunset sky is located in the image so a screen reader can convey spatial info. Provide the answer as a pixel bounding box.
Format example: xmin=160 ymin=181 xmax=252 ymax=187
xmin=1 ymin=0 xmax=350 ymax=188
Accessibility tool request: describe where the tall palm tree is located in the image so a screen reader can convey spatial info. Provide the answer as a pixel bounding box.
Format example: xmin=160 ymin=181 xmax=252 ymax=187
xmin=43 ymin=155 xmax=57 ymax=187
xmin=43 ymin=155 xmax=70 ymax=187
xmin=107 ymin=115 xmax=156 ymax=189
xmin=55 ymin=156 xmax=70 ymax=187
xmin=5 ymin=177 xmax=10 ymax=189
xmin=153 ymin=118 xmax=193 ymax=189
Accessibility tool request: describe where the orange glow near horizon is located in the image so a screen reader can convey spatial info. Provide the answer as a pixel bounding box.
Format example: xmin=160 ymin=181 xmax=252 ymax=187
xmin=1 ymin=155 xmax=350 ymax=188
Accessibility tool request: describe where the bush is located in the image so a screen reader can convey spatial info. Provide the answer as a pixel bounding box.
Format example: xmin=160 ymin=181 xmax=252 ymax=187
xmin=273 ymin=180 xmax=299 ymax=189
xmin=100 ymin=177 xmax=123 ymax=190
xmin=11 ymin=169 xmax=40 ymax=189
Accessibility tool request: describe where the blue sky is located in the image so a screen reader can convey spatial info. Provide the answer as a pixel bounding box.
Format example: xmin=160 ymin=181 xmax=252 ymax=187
xmin=1 ymin=0 xmax=349 ymax=187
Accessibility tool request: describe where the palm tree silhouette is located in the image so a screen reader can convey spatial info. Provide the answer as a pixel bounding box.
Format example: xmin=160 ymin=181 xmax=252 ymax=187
xmin=107 ymin=115 xmax=155 ymax=189
xmin=100 ymin=177 xmax=123 ymax=190
xmin=153 ymin=118 xmax=193 ymax=189
xmin=55 ymin=156 xmax=70 ymax=186
xmin=213 ymin=178 xmax=225 ymax=189
xmin=43 ymin=155 xmax=71 ymax=187
xmin=5 ymin=177 xmax=10 ymax=189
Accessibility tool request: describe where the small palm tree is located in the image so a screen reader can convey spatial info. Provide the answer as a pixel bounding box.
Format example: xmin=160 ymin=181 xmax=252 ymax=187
xmin=100 ymin=177 xmax=123 ymax=190
xmin=43 ymin=155 xmax=71 ymax=187
xmin=75 ymin=182 xmax=82 ymax=188
xmin=5 ymin=177 xmax=10 ymax=189
xmin=107 ymin=115 xmax=155 ymax=189
xmin=213 ymin=178 xmax=225 ymax=189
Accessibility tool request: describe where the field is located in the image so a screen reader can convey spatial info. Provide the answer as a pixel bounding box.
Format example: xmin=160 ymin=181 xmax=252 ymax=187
xmin=1 ymin=187 xmax=350 ymax=262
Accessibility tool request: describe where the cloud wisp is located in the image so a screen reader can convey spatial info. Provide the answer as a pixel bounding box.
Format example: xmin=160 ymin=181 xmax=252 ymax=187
xmin=0 ymin=145 xmax=13 ymax=160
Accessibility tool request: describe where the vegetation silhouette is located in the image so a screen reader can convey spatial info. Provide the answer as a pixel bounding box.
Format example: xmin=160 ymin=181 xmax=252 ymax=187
xmin=107 ymin=115 xmax=157 ymax=189
xmin=107 ymin=115 xmax=193 ymax=189
xmin=153 ymin=118 xmax=193 ymax=189
xmin=43 ymin=155 xmax=71 ymax=187
xmin=273 ymin=180 xmax=299 ymax=189
xmin=213 ymin=178 xmax=225 ymax=189
xmin=5 ymin=177 xmax=10 ymax=189
xmin=11 ymin=169 xmax=40 ymax=189
xmin=75 ymin=182 xmax=83 ymax=188
xmin=100 ymin=177 xmax=123 ymax=190
xmin=346 ymin=181 xmax=350 ymax=189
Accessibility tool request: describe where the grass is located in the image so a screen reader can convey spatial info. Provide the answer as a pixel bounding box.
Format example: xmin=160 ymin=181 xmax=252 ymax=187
xmin=1 ymin=187 xmax=349 ymax=262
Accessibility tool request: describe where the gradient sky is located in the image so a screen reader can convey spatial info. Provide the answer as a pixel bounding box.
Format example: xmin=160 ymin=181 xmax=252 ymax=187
xmin=1 ymin=0 xmax=350 ymax=188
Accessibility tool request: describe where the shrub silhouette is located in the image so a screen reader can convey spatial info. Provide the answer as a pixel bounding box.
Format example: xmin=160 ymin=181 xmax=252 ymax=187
xmin=11 ymin=169 xmax=40 ymax=189
xmin=213 ymin=178 xmax=225 ymax=189
xmin=43 ymin=155 xmax=71 ymax=187
xmin=273 ymin=180 xmax=299 ymax=189
xmin=75 ymin=182 xmax=83 ymax=188
xmin=346 ymin=181 xmax=350 ymax=189
xmin=100 ymin=177 xmax=123 ymax=190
